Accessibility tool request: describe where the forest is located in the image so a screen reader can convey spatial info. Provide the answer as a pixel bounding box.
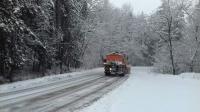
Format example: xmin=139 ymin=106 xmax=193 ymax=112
xmin=0 ymin=0 xmax=200 ymax=83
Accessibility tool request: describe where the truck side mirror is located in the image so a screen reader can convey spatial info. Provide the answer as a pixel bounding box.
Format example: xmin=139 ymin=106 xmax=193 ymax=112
xmin=103 ymin=59 xmax=106 ymax=63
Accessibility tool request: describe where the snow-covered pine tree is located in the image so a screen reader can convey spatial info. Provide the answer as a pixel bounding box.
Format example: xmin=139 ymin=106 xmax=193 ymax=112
xmin=54 ymin=0 xmax=88 ymax=73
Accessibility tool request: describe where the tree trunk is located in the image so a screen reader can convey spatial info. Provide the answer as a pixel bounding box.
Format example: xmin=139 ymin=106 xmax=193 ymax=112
xmin=195 ymin=26 xmax=199 ymax=41
xmin=169 ymin=39 xmax=176 ymax=75
xmin=190 ymin=63 xmax=194 ymax=72
xmin=60 ymin=60 xmax=63 ymax=74
xmin=190 ymin=25 xmax=200 ymax=72
xmin=168 ymin=16 xmax=176 ymax=75
xmin=8 ymin=68 xmax=14 ymax=82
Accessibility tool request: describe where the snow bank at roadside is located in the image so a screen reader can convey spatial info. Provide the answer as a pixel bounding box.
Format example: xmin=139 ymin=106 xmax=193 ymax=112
xmin=0 ymin=68 xmax=103 ymax=93
xmin=180 ymin=73 xmax=200 ymax=80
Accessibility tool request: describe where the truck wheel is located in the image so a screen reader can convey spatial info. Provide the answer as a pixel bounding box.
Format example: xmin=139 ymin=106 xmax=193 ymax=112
xmin=105 ymin=73 xmax=110 ymax=76
xmin=119 ymin=73 xmax=125 ymax=77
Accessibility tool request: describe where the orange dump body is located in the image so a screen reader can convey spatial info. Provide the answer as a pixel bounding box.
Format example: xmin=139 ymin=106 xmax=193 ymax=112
xmin=106 ymin=54 xmax=125 ymax=64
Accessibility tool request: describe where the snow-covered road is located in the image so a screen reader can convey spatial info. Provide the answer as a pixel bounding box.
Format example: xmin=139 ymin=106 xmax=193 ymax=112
xmin=81 ymin=67 xmax=200 ymax=112
xmin=0 ymin=68 xmax=128 ymax=112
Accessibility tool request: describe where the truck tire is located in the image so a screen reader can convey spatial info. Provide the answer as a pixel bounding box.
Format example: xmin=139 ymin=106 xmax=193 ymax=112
xmin=105 ymin=73 xmax=110 ymax=76
xmin=119 ymin=73 xmax=125 ymax=77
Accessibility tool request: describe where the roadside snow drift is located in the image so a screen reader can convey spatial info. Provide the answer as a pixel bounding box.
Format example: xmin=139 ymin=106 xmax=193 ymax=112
xmin=0 ymin=68 xmax=103 ymax=94
xmin=80 ymin=67 xmax=200 ymax=112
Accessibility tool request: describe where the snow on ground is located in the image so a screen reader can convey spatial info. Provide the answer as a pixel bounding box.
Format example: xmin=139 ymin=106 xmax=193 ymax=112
xmin=0 ymin=68 xmax=103 ymax=93
xmin=80 ymin=67 xmax=200 ymax=112
xmin=180 ymin=73 xmax=200 ymax=80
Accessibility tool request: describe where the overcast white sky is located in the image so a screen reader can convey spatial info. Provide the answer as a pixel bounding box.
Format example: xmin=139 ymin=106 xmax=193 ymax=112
xmin=109 ymin=0 xmax=161 ymax=14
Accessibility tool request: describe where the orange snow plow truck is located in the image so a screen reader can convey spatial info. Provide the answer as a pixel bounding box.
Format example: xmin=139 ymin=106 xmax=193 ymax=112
xmin=103 ymin=52 xmax=131 ymax=76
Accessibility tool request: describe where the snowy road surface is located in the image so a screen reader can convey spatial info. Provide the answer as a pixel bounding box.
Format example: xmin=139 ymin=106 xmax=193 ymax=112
xmin=0 ymin=68 xmax=128 ymax=112
xmin=81 ymin=67 xmax=200 ymax=112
